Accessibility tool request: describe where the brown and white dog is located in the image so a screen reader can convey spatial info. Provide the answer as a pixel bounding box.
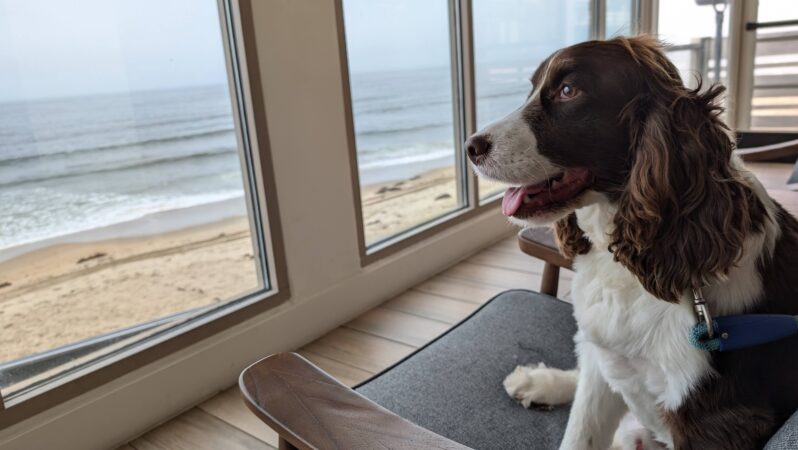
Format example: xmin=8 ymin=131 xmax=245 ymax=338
xmin=466 ymin=36 xmax=798 ymax=449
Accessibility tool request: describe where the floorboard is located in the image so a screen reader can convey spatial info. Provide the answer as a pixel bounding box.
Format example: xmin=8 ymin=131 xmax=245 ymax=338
xmin=443 ymin=262 xmax=543 ymax=290
xmin=297 ymin=349 xmax=374 ymax=386
xmin=345 ymin=306 xmax=451 ymax=347
xmin=382 ymin=290 xmax=479 ymax=324
xmin=467 ymin=248 xmax=546 ymax=274
xmin=303 ymin=327 xmax=415 ymax=373
xmin=198 ymin=387 xmax=280 ymax=447
xmin=412 ymin=274 xmax=506 ymax=303
xmin=131 ymin=408 xmax=274 ymax=450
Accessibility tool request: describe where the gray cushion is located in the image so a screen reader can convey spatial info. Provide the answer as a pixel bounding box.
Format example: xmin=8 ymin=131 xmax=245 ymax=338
xmin=356 ymin=290 xmax=577 ymax=449
xmin=766 ymin=410 xmax=798 ymax=450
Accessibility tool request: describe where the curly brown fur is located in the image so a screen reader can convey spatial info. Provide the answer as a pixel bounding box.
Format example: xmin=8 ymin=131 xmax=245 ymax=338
xmin=553 ymin=213 xmax=591 ymax=259
xmin=606 ymin=38 xmax=765 ymax=302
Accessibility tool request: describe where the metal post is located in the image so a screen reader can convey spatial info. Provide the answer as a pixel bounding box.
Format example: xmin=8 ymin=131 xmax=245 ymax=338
xmin=700 ymin=37 xmax=713 ymax=83
xmin=448 ymin=0 xmax=467 ymax=208
xmin=712 ymin=0 xmax=727 ymax=82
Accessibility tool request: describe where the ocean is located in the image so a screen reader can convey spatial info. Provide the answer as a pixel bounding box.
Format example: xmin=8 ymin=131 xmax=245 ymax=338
xmin=0 ymin=85 xmax=244 ymax=252
xmin=0 ymin=66 xmax=530 ymax=253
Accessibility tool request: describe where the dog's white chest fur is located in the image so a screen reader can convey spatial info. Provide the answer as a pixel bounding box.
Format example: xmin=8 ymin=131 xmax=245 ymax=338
xmin=570 ymin=204 xmax=712 ymax=443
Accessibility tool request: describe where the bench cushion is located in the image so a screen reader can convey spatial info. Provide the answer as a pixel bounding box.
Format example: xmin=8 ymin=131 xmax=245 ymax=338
xmin=356 ymin=289 xmax=797 ymax=449
xmin=766 ymin=410 xmax=798 ymax=449
xmin=356 ymin=290 xmax=577 ymax=449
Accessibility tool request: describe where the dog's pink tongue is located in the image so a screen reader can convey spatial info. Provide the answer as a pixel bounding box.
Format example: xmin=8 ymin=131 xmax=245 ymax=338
xmin=502 ymin=187 xmax=525 ymax=217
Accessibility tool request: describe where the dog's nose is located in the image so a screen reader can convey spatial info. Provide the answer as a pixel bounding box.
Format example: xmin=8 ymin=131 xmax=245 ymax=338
xmin=466 ymin=134 xmax=492 ymax=164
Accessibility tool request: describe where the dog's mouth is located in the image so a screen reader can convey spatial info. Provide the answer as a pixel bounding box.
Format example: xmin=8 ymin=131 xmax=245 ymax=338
xmin=501 ymin=168 xmax=594 ymax=218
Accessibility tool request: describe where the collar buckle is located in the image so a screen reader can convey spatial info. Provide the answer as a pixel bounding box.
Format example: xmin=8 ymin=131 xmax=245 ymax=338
xmin=692 ymin=287 xmax=714 ymax=338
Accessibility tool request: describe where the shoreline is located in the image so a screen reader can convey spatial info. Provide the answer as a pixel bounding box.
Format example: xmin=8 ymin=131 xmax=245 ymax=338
xmin=1 ymin=155 xmax=464 ymax=264
xmin=1 ymin=154 xmax=458 ymax=264
xmin=0 ymin=163 xmax=475 ymax=362
xmin=357 ymin=153 xmax=454 ymax=185
xmin=0 ymin=196 xmax=248 ymax=263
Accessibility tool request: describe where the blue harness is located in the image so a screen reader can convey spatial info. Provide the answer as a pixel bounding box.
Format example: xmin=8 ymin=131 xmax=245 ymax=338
xmin=688 ymin=288 xmax=798 ymax=352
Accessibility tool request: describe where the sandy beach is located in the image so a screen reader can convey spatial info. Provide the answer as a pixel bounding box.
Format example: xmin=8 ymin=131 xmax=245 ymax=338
xmin=0 ymin=216 xmax=260 ymax=363
xmin=0 ymin=165 xmax=495 ymax=363
xmin=362 ymin=166 xmax=460 ymax=244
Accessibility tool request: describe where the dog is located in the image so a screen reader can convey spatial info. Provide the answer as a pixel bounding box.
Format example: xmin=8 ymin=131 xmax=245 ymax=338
xmin=466 ymin=36 xmax=798 ymax=449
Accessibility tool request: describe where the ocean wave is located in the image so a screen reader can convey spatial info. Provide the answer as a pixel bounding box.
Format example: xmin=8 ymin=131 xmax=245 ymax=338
xmin=358 ymin=147 xmax=453 ymax=169
xmin=0 ymin=112 xmax=232 ymax=151
xmin=0 ymin=128 xmax=234 ymax=165
xmin=0 ymin=147 xmax=236 ymax=188
xmin=356 ymin=121 xmax=452 ymax=137
xmin=0 ymin=189 xmax=246 ymax=251
xmin=354 ymin=98 xmax=453 ymax=115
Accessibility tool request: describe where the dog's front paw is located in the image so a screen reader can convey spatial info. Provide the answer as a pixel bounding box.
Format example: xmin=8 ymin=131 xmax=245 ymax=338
xmin=617 ymin=428 xmax=667 ymax=450
xmin=502 ymin=362 xmax=577 ymax=408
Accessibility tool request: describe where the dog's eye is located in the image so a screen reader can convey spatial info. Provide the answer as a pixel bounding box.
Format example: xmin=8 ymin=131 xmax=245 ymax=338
xmin=559 ymin=84 xmax=578 ymax=100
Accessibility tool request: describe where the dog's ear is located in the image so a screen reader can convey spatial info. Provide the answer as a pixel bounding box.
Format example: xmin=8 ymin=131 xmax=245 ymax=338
xmin=610 ymin=83 xmax=765 ymax=302
xmin=554 ymin=213 xmax=591 ymax=259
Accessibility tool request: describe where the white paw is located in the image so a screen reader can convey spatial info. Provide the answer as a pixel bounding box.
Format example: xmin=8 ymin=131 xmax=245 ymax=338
xmin=617 ymin=428 xmax=667 ymax=450
xmin=502 ymin=362 xmax=577 ymax=408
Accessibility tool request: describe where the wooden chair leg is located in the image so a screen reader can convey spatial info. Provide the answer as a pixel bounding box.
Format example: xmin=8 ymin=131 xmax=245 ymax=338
xmin=279 ymin=437 xmax=299 ymax=450
xmin=541 ymin=262 xmax=560 ymax=297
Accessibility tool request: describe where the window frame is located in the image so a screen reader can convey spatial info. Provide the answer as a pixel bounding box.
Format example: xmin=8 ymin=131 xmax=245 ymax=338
xmin=0 ymin=0 xmax=289 ymax=428
xmin=338 ymin=0 xmax=500 ymax=265
xmin=342 ymin=0 xmax=627 ymax=264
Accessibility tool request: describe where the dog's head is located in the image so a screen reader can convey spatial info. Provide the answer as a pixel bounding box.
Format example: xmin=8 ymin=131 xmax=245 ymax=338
xmin=468 ymin=36 xmax=765 ymax=301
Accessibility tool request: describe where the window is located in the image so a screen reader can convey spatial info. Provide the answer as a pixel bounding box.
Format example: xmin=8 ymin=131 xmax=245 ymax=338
xmin=340 ymin=0 xmax=597 ymax=251
xmin=342 ymin=0 xmax=466 ymax=248
xmin=0 ymin=0 xmax=278 ymax=406
xmin=472 ymin=0 xmax=591 ymax=201
xmin=746 ymin=0 xmax=798 ymax=131
xmin=658 ymin=0 xmax=731 ymax=90
xmin=606 ymin=0 xmax=633 ymax=38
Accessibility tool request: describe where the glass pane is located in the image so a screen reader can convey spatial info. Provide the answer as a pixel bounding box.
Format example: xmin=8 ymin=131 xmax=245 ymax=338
xmin=658 ymin=0 xmax=731 ymax=90
xmin=606 ymin=0 xmax=633 ymax=37
xmin=749 ymin=0 xmax=798 ymax=131
xmin=0 ymin=0 xmax=265 ymax=400
xmin=473 ymin=0 xmax=591 ymax=201
xmin=343 ymin=0 xmax=464 ymax=247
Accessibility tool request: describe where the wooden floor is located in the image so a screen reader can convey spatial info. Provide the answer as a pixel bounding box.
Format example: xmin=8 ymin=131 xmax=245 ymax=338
xmin=119 ymin=234 xmax=565 ymax=450
xmin=118 ymin=161 xmax=795 ymax=450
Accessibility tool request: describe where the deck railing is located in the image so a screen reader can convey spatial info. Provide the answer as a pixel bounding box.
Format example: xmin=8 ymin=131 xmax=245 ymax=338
xmin=665 ymin=29 xmax=798 ymax=131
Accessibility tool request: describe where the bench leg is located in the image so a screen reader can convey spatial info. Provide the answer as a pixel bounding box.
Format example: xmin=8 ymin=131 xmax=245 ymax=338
xmin=541 ymin=262 xmax=560 ymax=297
xmin=279 ymin=437 xmax=299 ymax=450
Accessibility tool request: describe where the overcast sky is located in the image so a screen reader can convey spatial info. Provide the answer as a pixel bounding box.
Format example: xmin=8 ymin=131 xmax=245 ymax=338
xmin=1 ymin=0 xmax=796 ymax=103
xmin=0 ymin=0 xmax=229 ymax=102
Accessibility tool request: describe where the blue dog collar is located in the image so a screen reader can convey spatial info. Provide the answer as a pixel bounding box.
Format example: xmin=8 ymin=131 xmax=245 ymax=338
xmin=689 ymin=314 xmax=798 ymax=352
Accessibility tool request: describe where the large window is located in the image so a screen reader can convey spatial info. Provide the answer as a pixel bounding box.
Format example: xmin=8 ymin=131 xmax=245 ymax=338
xmin=473 ymin=0 xmax=591 ymax=201
xmin=746 ymin=0 xmax=798 ymax=131
xmin=342 ymin=0 xmax=466 ymax=248
xmin=341 ymin=0 xmax=595 ymax=249
xmin=658 ymin=0 xmax=731 ymax=89
xmin=606 ymin=0 xmax=633 ymax=38
xmin=0 ymin=0 xmax=276 ymax=406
